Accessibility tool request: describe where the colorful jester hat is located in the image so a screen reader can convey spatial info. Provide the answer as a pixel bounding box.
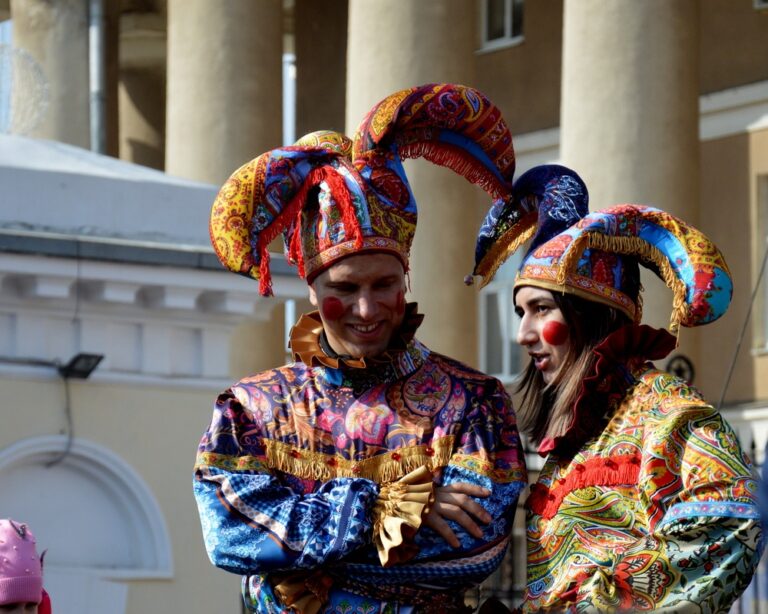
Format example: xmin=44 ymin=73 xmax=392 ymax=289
xmin=209 ymin=83 xmax=516 ymax=296
xmin=471 ymin=164 xmax=733 ymax=332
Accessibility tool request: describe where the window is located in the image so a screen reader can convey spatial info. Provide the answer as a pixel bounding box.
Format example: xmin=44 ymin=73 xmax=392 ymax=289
xmin=481 ymin=0 xmax=524 ymax=51
xmin=478 ymin=252 xmax=525 ymax=382
xmin=756 ymin=175 xmax=768 ymax=351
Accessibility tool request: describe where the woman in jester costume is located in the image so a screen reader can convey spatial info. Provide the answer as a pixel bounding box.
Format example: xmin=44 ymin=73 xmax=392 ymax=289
xmin=470 ymin=164 xmax=763 ymax=612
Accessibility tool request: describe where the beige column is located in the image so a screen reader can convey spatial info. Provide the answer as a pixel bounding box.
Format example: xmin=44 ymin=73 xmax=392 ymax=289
xmin=10 ymin=0 xmax=90 ymax=147
xmin=294 ymin=0 xmax=347 ymax=137
xmin=346 ymin=0 xmax=480 ymax=366
xmin=560 ymin=0 xmax=701 ymax=361
xmin=118 ymin=12 xmax=166 ymax=169
xmin=165 ymin=0 xmax=283 ymax=185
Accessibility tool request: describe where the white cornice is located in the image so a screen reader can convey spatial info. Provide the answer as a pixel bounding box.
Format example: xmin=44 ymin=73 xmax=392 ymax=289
xmin=700 ymin=80 xmax=768 ymax=141
xmin=0 ymin=251 xmax=304 ymax=380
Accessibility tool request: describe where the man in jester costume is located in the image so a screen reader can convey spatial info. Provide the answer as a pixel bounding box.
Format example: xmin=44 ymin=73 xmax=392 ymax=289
xmin=470 ymin=164 xmax=763 ymax=612
xmin=194 ymin=84 xmax=527 ymax=613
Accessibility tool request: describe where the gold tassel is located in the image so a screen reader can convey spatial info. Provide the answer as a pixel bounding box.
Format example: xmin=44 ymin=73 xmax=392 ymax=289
xmin=556 ymin=233 xmax=591 ymax=287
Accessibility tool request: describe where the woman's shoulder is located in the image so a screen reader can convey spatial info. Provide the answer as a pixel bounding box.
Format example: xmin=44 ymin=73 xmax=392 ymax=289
xmin=630 ymin=366 xmax=712 ymax=417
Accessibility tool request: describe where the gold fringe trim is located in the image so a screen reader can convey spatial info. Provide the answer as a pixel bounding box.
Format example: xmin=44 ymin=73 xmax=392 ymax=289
xmin=557 ymin=233 xmax=687 ymax=332
xmin=514 ymin=276 xmax=637 ymax=322
xmin=263 ymin=437 xmax=455 ymax=484
xmin=475 ymin=213 xmax=537 ymax=288
xmin=451 ymin=453 xmax=527 ymax=484
xmin=194 ymin=452 xmax=269 ymax=473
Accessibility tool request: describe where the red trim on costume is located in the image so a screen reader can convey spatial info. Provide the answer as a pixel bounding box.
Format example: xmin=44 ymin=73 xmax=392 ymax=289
xmin=526 ymin=453 xmax=642 ymax=519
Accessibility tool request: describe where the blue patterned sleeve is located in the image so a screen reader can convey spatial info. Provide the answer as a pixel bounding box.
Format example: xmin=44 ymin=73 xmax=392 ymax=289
xmin=337 ymin=382 xmax=526 ymax=586
xmin=418 ymin=382 xmax=526 ymax=553
xmin=386 ymin=382 xmax=527 ymax=584
xmin=193 ymin=390 xmax=381 ymax=575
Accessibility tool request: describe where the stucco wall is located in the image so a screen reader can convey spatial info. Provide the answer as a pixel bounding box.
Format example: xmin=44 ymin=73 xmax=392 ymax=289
xmin=699 ymin=133 xmax=754 ymax=404
xmin=700 ymin=0 xmax=768 ymax=95
xmin=475 ymin=0 xmax=563 ymax=135
xmin=0 ymin=376 xmax=242 ymax=613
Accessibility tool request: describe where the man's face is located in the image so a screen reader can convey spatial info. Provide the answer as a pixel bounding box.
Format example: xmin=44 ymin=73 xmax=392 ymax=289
xmin=309 ymin=253 xmax=406 ymax=359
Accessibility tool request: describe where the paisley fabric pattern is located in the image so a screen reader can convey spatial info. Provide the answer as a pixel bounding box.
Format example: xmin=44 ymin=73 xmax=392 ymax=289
xmin=209 ymin=83 xmax=517 ymax=296
xmin=533 ymin=204 xmax=731 ymax=329
xmin=472 ymin=165 xmax=589 ymax=289
xmin=521 ymin=367 xmax=762 ymax=613
xmin=471 ymin=168 xmax=732 ymax=331
xmin=473 ymin=165 xmax=588 ymax=286
xmin=194 ymin=329 xmax=526 ymax=613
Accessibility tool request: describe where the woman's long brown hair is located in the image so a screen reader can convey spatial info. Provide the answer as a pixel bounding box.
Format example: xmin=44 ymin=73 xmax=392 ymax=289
xmin=514 ymin=291 xmax=632 ymax=446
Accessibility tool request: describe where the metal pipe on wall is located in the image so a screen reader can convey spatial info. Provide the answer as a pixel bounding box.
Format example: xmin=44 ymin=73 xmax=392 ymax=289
xmin=89 ymin=0 xmax=105 ymax=153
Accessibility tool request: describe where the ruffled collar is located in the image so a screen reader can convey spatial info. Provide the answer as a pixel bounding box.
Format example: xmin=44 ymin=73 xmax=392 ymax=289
xmin=537 ymin=324 xmax=677 ymax=456
xmin=288 ymin=302 xmax=424 ymax=370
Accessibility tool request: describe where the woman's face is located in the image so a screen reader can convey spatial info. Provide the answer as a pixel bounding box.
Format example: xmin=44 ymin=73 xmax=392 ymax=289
xmin=514 ymin=286 xmax=571 ymax=384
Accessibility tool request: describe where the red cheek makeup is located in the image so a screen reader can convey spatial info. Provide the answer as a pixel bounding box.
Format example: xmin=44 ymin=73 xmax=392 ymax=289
xmin=321 ymin=297 xmax=345 ymax=320
xmin=542 ymin=320 xmax=569 ymax=345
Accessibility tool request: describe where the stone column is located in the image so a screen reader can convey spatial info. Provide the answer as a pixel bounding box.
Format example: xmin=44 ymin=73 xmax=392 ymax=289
xmin=165 ymin=0 xmax=283 ymax=185
xmin=294 ymin=0 xmax=347 ymax=137
xmin=118 ymin=12 xmax=166 ymax=169
xmin=11 ymin=0 xmax=90 ymax=147
xmin=560 ymin=0 xmax=701 ymax=361
xmin=346 ymin=0 xmax=480 ymax=366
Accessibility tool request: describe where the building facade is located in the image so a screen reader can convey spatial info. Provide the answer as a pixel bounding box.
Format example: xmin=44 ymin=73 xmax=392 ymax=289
xmin=1 ymin=0 xmax=767 ymax=611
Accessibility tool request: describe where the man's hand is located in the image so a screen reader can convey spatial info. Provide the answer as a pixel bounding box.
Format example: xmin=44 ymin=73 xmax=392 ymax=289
xmin=423 ymin=482 xmax=492 ymax=548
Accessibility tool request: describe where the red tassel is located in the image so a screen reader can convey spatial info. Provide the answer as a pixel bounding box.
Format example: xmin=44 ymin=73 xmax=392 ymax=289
xmin=259 ymin=164 xmax=363 ymax=289
xmin=262 ymin=165 xmax=334 ymax=286
xmin=398 ymin=140 xmax=510 ymax=199
xmin=321 ymin=169 xmax=363 ymax=249
xmin=258 ymin=248 xmax=273 ymax=297
xmin=526 ymin=453 xmax=642 ymax=520
xmin=38 ymin=589 xmax=52 ymax=614
xmin=288 ymin=212 xmax=306 ymax=278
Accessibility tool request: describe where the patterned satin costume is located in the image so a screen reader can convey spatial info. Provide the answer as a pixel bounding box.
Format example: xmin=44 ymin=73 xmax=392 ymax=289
xmin=471 ymin=166 xmax=763 ymax=612
xmin=195 ymin=311 xmax=525 ymax=612
xmin=195 ymin=84 xmax=527 ymax=612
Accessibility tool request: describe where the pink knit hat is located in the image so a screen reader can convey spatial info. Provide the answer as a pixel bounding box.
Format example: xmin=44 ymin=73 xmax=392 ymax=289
xmin=0 ymin=519 xmax=43 ymax=606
